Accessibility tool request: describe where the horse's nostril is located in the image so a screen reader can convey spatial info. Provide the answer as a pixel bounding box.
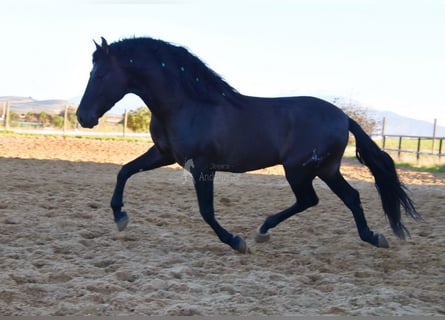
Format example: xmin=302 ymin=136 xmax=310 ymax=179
xmin=76 ymin=110 xmax=87 ymax=127
xmin=77 ymin=114 xmax=84 ymax=125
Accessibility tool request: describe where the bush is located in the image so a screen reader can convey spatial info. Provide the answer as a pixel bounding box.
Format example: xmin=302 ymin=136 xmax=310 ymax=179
xmin=126 ymin=107 xmax=151 ymax=132
xmin=60 ymin=106 xmax=78 ymax=129
xmin=333 ymin=98 xmax=376 ymax=135
xmin=52 ymin=115 xmax=64 ymax=128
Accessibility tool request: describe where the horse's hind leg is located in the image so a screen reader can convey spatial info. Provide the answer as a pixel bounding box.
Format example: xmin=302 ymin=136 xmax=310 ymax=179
xmin=256 ymin=167 xmax=319 ymax=242
xmin=319 ymin=170 xmax=389 ymax=248
xmin=110 ymin=145 xmax=174 ymax=231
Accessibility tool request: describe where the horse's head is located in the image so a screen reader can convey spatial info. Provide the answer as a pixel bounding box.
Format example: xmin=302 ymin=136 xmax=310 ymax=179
xmin=77 ymin=37 xmax=128 ymax=128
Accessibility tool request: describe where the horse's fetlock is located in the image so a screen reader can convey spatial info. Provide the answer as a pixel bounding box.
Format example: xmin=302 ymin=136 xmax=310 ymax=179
xmin=110 ymin=198 xmax=123 ymax=211
xmin=358 ymin=228 xmax=374 ymax=242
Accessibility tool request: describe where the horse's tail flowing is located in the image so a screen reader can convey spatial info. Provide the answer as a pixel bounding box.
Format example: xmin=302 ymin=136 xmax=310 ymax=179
xmin=348 ymin=117 xmax=421 ymax=240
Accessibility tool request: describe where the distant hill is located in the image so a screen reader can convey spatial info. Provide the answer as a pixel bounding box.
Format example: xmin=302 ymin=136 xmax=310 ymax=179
xmin=324 ymin=96 xmax=445 ymax=137
xmin=1 ymin=95 xmax=145 ymax=118
xmin=69 ymin=93 xmax=145 ymax=115
xmin=0 ymin=96 xmax=69 ymax=115
xmin=368 ymin=109 xmax=445 ymax=137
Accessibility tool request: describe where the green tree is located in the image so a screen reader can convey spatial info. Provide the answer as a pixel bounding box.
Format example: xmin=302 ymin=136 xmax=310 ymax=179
xmin=52 ymin=115 xmax=64 ymax=128
xmin=25 ymin=112 xmax=36 ymax=122
xmin=126 ymin=107 xmax=151 ymax=132
xmin=54 ymin=106 xmax=78 ymax=129
xmin=9 ymin=111 xmax=20 ymax=122
xmin=38 ymin=111 xmax=50 ymax=126
xmin=65 ymin=106 xmax=78 ymax=129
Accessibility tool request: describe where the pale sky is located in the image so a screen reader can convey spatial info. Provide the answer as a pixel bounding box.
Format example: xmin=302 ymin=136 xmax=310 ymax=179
xmin=1 ymin=0 xmax=444 ymax=123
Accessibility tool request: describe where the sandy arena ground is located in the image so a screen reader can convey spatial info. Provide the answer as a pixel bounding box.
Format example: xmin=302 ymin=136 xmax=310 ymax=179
xmin=0 ymin=134 xmax=444 ymax=315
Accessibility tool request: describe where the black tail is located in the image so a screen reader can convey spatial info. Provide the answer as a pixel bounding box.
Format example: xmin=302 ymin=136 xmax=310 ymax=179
xmin=348 ymin=118 xmax=421 ymax=240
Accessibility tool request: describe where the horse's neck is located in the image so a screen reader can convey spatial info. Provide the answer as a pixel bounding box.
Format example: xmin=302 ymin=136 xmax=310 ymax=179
xmin=129 ymin=67 xmax=240 ymax=122
xmin=129 ymin=74 xmax=181 ymax=120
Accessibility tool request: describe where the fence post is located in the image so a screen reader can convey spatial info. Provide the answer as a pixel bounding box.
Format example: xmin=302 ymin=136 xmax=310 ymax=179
xmin=5 ymin=101 xmax=10 ymax=130
xmin=416 ymin=137 xmax=421 ymax=162
xmin=123 ymin=109 xmax=128 ymax=137
xmin=398 ymin=136 xmax=402 ymax=158
xmin=432 ymin=118 xmax=437 ymax=154
xmin=63 ymin=104 xmax=69 ymax=135
xmin=439 ymin=138 xmax=443 ymax=160
xmin=381 ymin=116 xmax=386 ymax=149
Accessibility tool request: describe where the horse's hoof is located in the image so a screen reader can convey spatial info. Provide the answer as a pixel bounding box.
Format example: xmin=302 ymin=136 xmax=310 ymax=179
xmin=115 ymin=211 xmax=129 ymax=231
xmin=233 ymin=235 xmax=250 ymax=254
xmin=377 ymin=234 xmax=389 ymax=248
xmin=255 ymin=227 xmax=270 ymax=243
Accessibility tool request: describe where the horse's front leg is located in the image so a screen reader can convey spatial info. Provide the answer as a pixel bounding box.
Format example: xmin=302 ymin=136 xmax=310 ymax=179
xmin=191 ymin=167 xmax=249 ymax=254
xmin=111 ymin=145 xmax=174 ymax=231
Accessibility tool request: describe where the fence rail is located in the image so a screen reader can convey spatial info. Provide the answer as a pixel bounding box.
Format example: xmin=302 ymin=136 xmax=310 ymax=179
xmin=1 ymin=101 xmax=147 ymax=138
xmin=382 ymin=135 xmax=444 ymax=160
xmin=380 ymin=116 xmax=444 ymax=162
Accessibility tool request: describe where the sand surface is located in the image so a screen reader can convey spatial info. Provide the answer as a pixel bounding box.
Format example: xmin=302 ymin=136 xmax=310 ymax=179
xmin=0 ymin=134 xmax=444 ymax=315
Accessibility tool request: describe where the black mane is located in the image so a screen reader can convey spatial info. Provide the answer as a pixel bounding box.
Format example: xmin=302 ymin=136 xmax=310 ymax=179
xmin=101 ymin=37 xmax=240 ymax=103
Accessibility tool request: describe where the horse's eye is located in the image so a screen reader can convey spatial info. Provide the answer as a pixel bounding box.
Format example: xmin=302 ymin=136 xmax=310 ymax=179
xmin=90 ymin=71 xmax=106 ymax=80
xmin=90 ymin=64 xmax=106 ymax=79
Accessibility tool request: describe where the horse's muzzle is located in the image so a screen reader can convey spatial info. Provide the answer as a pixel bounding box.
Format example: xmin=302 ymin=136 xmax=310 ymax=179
xmin=76 ymin=110 xmax=98 ymax=128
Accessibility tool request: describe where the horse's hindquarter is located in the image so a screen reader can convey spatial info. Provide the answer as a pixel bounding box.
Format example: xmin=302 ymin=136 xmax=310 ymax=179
xmin=282 ymin=97 xmax=349 ymax=164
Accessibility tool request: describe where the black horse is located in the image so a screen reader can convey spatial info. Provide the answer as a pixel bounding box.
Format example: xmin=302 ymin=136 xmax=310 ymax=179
xmin=77 ymin=37 xmax=420 ymax=253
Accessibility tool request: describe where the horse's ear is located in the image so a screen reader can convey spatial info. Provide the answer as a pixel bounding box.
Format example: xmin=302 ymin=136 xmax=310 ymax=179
xmin=93 ymin=39 xmax=101 ymax=51
xmin=101 ymin=37 xmax=109 ymax=55
xmin=93 ymin=37 xmax=109 ymax=55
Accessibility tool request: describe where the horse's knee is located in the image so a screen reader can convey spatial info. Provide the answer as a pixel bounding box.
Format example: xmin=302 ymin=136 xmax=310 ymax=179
xmin=117 ymin=166 xmax=130 ymax=181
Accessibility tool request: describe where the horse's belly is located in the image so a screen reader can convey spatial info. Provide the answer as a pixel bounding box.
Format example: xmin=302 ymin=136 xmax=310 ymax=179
xmin=219 ymin=143 xmax=282 ymax=173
